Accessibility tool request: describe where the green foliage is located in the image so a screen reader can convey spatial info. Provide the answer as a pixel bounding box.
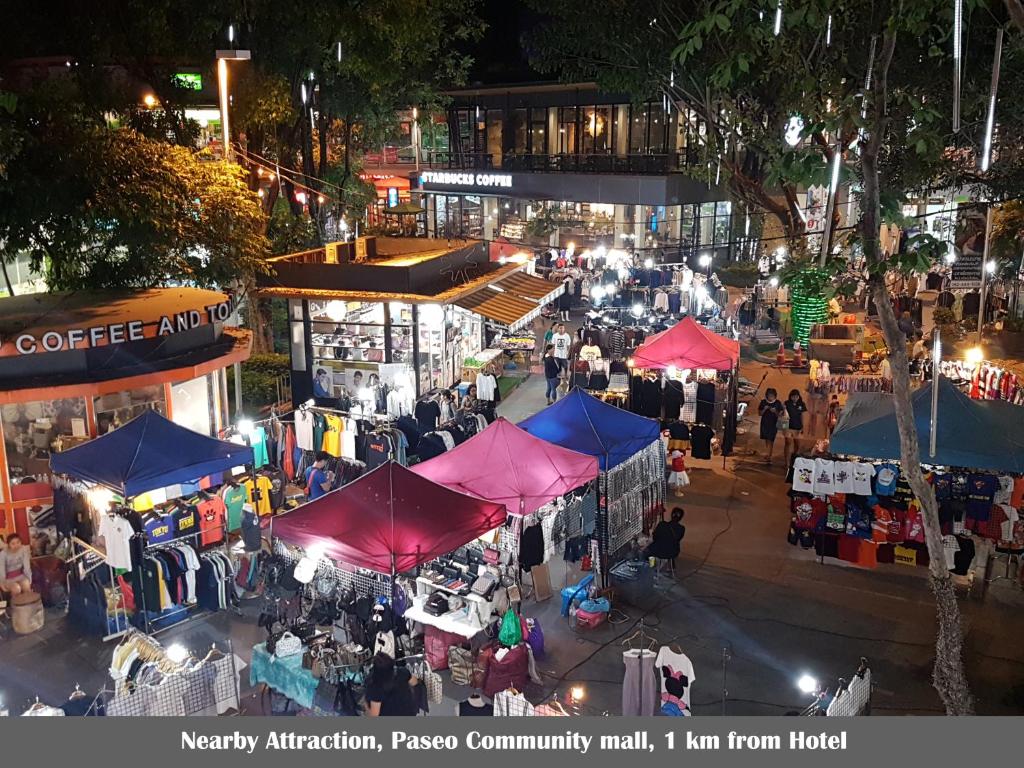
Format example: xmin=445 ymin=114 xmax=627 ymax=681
xmin=933 ymin=307 xmax=958 ymax=328
xmin=0 ymin=85 xmax=269 ymax=290
xmin=715 ymin=262 xmax=760 ymax=288
xmin=227 ymin=353 xmax=290 ymax=411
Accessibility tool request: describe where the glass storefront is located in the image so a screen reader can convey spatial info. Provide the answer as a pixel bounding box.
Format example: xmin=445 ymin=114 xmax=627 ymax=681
xmin=2 ymin=397 xmax=87 ymax=485
xmin=171 ymin=374 xmax=216 ymax=436
xmin=94 ymin=385 xmax=166 ymax=435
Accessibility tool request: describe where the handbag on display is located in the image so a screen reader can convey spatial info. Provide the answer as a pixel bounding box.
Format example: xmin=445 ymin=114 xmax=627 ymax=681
xmin=471 ymin=572 xmax=498 ymax=599
xmin=448 ymin=647 xmax=475 ymax=686
xmin=424 ymin=591 xmax=450 ymax=616
xmin=422 ymin=660 xmax=444 ymax=705
xmin=274 ymin=631 xmax=303 ymax=658
xmin=483 ymin=546 xmax=501 ymax=565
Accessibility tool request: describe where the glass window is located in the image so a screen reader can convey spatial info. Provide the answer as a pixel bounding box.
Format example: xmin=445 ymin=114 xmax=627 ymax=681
xmin=629 ymin=104 xmax=649 ymax=153
xmin=528 ymin=108 xmax=546 ymax=154
xmin=416 ymin=304 xmax=447 ymax=394
xmin=699 ymin=202 xmax=716 ymax=247
xmin=582 ymin=106 xmax=612 ymax=154
xmin=714 ymin=201 xmax=732 ymax=246
xmin=171 ymin=375 xmax=214 ymax=436
xmin=2 ymin=398 xmax=88 ymax=487
xmin=486 ymin=110 xmax=503 ymax=165
xmin=558 ymin=107 xmax=578 ymax=154
xmin=649 ymin=103 xmax=667 ymax=153
xmin=511 ymin=109 xmax=528 ymax=153
xmin=93 ymin=386 xmax=165 ymax=436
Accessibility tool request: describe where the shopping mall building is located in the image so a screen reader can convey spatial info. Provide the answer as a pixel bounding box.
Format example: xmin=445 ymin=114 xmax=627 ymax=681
xmin=363 ymin=82 xmax=748 ymax=265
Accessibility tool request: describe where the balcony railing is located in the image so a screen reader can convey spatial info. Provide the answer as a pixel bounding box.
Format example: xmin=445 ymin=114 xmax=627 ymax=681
xmin=502 ymin=151 xmax=699 ymax=175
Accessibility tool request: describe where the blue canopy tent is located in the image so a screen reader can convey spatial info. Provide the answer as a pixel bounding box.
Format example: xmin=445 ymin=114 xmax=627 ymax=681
xmin=50 ymin=410 xmax=254 ymax=496
xmin=830 ymin=377 xmax=1024 ymax=474
xmin=519 ymin=388 xmax=664 ymax=570
xmin=518 ymin=388 xmax=661 ymax=471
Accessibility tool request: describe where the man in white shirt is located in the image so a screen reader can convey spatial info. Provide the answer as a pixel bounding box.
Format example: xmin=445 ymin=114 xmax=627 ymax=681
xmin=551 ymin=324 xmax=572 ymax=378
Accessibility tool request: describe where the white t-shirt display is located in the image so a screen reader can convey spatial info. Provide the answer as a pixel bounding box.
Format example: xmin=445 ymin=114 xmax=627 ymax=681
xmin=995 ymin=476 xmax=1015 ymax=505
xmin=294 ymin=409 xmax=315 ymax=451
xmin=98 ymin=514 xmax=135 ymax=570
xmin=833 ymin=461 xmax=857 ymax=494
xmin=552 ymin=333 xmax=572 ymax=359
xmin=812 ymin=458 xmax=836 ymax=496
xmin=850 ymin=462 xmax=876 ymax=495
xmin=998 ymin=504 xmax=1020 ymax=541
xmin=655 ymin=646 xmax=696 ymax=710
xmin=792 ymin=458 xmax=815 ymax=493
xmin=579 ymin=344 xmax=602 ymax=363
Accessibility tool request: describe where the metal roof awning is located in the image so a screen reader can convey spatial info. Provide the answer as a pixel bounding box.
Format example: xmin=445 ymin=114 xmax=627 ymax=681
xmin=493 ymin=272 xmax=564 ymax=305
xmin=454 ymin=287 xmax=542 ymax=331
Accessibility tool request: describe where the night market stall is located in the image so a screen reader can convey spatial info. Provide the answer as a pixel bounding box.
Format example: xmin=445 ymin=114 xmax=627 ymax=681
xmin=627 ymin=315 xmax=741 ymax=459
xmin=517 ymin=389 xmax=663 ymax=575
xmin=49 ymin=410 xmax=254 ymax=635
xmin=412 ymin=416 xmax=600 ymax=588
xmin=264 ymin=461 xmax=520 ymax=713
xmin=788 ymin=378 xmax=1024 ymax=579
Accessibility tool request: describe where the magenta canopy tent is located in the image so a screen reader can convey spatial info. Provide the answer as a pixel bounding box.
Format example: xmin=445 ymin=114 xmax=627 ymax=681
xmin=631 ymin=315 xmax=739 ymax=371
xmin=412 ymin=417 xmax=600 ymax=516
xmin=272 ymin=462 xmax=506 ymax=574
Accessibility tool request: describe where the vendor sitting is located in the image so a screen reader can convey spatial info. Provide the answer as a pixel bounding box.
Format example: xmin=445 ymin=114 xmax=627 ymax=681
xmin=644 ymin=508 xmax=686 ymax=564
xmin=0 ymin=533 xmax=33 ymax=596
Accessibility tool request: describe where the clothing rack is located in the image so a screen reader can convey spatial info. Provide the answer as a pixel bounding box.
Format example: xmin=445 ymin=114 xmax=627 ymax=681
xmin=65 ymin=536 xmax=131 ymax=641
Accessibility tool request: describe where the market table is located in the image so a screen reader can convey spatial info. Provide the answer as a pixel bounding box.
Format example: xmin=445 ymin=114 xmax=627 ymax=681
xmin=249 ymin=642 xmax=317 ymax=710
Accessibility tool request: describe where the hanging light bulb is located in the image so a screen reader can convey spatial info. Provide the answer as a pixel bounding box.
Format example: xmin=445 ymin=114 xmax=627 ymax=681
xmin=228 ymin=24 xmax=235 ymax=45
xmin=830 ymin=149 xmax=842 ymax=194
xmin=953 ymin=0 xmax=963 ymax=132
xmin=981 ymin=27 xmax=1004 ymax=173
xmin=826 ymin=14 xmax=832 ymax=46
xmin=300 ymin=82 xmax=307 ymax=104
xmin=774 ymin=0 xmax=783 ymax=36
xmin=337 ymin=41 xmax=343 ymax=62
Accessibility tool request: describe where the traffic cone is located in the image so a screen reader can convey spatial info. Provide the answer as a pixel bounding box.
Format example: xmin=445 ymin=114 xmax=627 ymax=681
xmin=776 ymin=340 xmax=786 ymax=367
xmin=793 ymin=341 xmax=803 ymax=367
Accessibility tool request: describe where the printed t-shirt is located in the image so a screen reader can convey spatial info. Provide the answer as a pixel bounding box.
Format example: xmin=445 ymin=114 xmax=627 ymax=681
xmin=251 ymin=426 xmax=269 ymax=468
xmin=994 ymin=476 xmax=1015 ymax=505
xmin=950 ymin=473 xmax=968 ymax=501
xmin=874 ymin=463 xmax=899 ymax=496
xmin=825 ymin=495 xmax=847 ymax=531
xmin=142 ymin=511 xmax=175 ymax=545
xmin=965 ymin=473 xmax=997 ymax=521
xmin=792 ymin=458 xmax=815 ymax=493
xmin=833 ymin=462 xmax=857 ymax=494
xmin=845 ymin=498 xmax=872 ymax=539
xmin=321 ymin=415 xmax=343 ymax=457
xmin=294 ymin=410 xmax=315 ymax=451
xmin=221 ymin=485 xmax=248 ymax=532
xmin=903 ymin=502 xmax=926 ymax=543
xmin=850 ymin=463 xmax=875 ymax=495
xmin=812 ymin=459 xmax=836 ymax=496
xmin=197 ymin=497 xmax=227 ymax=546
xmin=254 ymin=474 xmax=274 ymax=517
xmin=171 ymin=505 xmax=199 ymax=540
xmin=792 ymin=496 xmax=827 ymax=530
xmin=930 ymin=472 xmax=952 ymax=501
xmin=654 ymin=647 xmax=696 ymax=710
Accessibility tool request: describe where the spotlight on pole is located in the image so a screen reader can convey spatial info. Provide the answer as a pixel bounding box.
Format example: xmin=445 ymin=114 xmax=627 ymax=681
xmin=797 ymin=674 xmax=818 ymax=694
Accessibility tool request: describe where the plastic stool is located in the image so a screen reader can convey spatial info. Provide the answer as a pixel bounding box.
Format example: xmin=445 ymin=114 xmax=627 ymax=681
xmin=560 ymin=573 xmax=594 ymax=617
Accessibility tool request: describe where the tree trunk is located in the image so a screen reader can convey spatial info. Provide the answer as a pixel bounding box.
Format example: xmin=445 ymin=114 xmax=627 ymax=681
xmin=861 ymin=74 xmax=975 ymax=712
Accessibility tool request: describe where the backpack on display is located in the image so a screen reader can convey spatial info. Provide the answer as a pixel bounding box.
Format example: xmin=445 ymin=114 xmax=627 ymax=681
xmin=448 ymin=646 xmax=475 ymax=686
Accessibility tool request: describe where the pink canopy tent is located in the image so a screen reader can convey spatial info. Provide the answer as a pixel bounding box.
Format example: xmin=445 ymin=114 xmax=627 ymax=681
xmin=272 ymin=462 xmax=506 ymax=574
xmin=631 ymin=315 xmax=739 ymax=371
xmin=412 ymin=417 xmax=600 ymax=516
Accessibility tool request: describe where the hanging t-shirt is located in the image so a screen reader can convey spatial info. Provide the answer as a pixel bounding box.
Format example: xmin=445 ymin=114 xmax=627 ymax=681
xmin=263 ymin=467 xmax=287 ymax=512
xmin=251 ymin=426 xmax=269 ymax=469
xmin=903 ymin=501 xmax=926 ymax=543
xmin=812 ymin=458 xmax=836 ymax=496
xmin=965 ymin=473 xmax=997 ymax=521
xmin=414 ymin=399 xmax=442 ymax=432
xmin=98 ymin=514 xmax=135 ymax=570
xmin=321 ymin=414 xmax=343 ymax=457
xmin=171 ymin=505 xmax=199 ymax=543
xmin=874 ymin=463 xmax=899 ymax=496
xmin=950 ymin=473 xmax=969 ymax=501
xmin=851 ymin=463 xmax=875 ymax=495
xmin=994 ymin=476 xmax=1015 ymax=505
xmin=997 ymin=504 xmax=1021 ymax=542
xmin=942 ymin=534 xmax=960 ymax=570
xmin=655 ymin=647 xmax=695 ymax=710
xmin=791 ymin=496 xmax=826 ymax=530
xmin=294 ymin=409 xmax=315 ymax=452
xmin=689 ymin=424 xmax=714 ymax=460
xmin=197 ymin=497 xmax=227 ymax=546
xmin=833 ymin=461 xmax=857 ymax=494
xmin=221 ymin=484 xmax=248 ymax=532
xmin=142 ymin=511 xmax=175 ymax=546
xmin=930 ymin=472 xmax=952 ymax=501
xmin=1011 ymin=477 xmax=1024 ymax=508
xmin=792 ymin=457 xmax=815 ymax=493
xmin=254 ymin=474 xmax=274 ymax=517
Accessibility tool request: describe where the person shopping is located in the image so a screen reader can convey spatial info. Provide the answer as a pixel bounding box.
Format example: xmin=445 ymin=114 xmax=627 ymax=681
xmin=645 ymin=508 xmax=686 ymax=569
xmin=551 ymin=324 xmax=572 ymax=379
xmin=365 ymin=653 xmax=418 ymax=716
xmin=0 ymin=533 xmax=32 ymax=596
xmin=543 ymin=344 xmax=561 ymax=405
xmin=782 ymin=389 xmax=806 ymax=467
xmin=758 ymin=388 xmax=785 ymax=465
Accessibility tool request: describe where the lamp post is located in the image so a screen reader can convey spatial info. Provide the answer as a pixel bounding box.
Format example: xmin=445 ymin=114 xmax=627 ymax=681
xmin=215 ymin=47 xmax=251 ymax=162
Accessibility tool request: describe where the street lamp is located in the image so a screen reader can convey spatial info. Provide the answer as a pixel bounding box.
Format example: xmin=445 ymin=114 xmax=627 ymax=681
xmin=216 ymin=46 xmax=251 ymax=162
xmin=797 ymin=674 xmax=818 ymax=695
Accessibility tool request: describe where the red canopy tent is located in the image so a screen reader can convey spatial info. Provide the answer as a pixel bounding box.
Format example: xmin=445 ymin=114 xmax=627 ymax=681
xmin=412 ymin=417 xmax=600 ymax=516
xmin=272 ymin=462 xmax=506 ymax=574
xmin=630 ymin=315 xmax=739 ymax=371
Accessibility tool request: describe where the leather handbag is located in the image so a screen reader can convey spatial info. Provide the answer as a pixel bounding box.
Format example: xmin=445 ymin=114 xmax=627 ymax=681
xmin=274 ymin=631 xmax=303 ymax=658
xmin=422 ymin=660 xmax=443 ymax=705
xmin=483 ymin=546 xmax=500 ymax=565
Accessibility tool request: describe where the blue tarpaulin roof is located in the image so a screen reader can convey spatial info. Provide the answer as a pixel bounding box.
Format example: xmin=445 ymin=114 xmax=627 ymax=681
xmin=830 ymin=377 xmax=1024 ymax=473
xmin=518 ymin=388 xmax=661 ymax=471
xmin=50 ymin=410 xmax=254 ymax=496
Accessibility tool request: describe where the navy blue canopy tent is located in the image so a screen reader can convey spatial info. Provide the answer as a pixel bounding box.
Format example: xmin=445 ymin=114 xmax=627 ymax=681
xmin=50 ymin=410 xmax=254 ymax=497
xmin=518 ymin=388 xmax=661 ymax=471
xmin=830 ymin=376 xmax=1024 ymax=474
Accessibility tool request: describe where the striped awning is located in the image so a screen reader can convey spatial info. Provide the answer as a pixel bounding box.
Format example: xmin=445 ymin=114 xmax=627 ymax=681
xmin=453 ymin=288 xmax=541 ymax=331
xmin=493 ymin=272 xmax=564 ymax=305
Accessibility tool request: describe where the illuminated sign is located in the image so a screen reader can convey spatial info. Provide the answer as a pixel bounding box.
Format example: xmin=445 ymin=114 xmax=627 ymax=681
xmin=387 ymin=187 xmax=399 ymax=208
xmin=421 ymin=171 xmax=512 ymax=189
xmin=9 ymin=299 xmax=234 ymax=356
xmin=172 ymin=73 xmax=203 ymax=90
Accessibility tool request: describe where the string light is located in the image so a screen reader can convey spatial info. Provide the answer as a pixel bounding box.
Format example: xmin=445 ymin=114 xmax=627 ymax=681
xmin=953 ymin=0 xmax=962 ymax=132
xmin=337 ymin=42 xmax=343 ymax=62
xmin=789 ymin=270 xmax=829 ymax=346
xmin=774 ymin=0 xmax=783 ymax=36
xmin=826 ymin=14 xmax=832 ymax=46
xmin=981 ymin=27 xmax=1004 ymax=173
